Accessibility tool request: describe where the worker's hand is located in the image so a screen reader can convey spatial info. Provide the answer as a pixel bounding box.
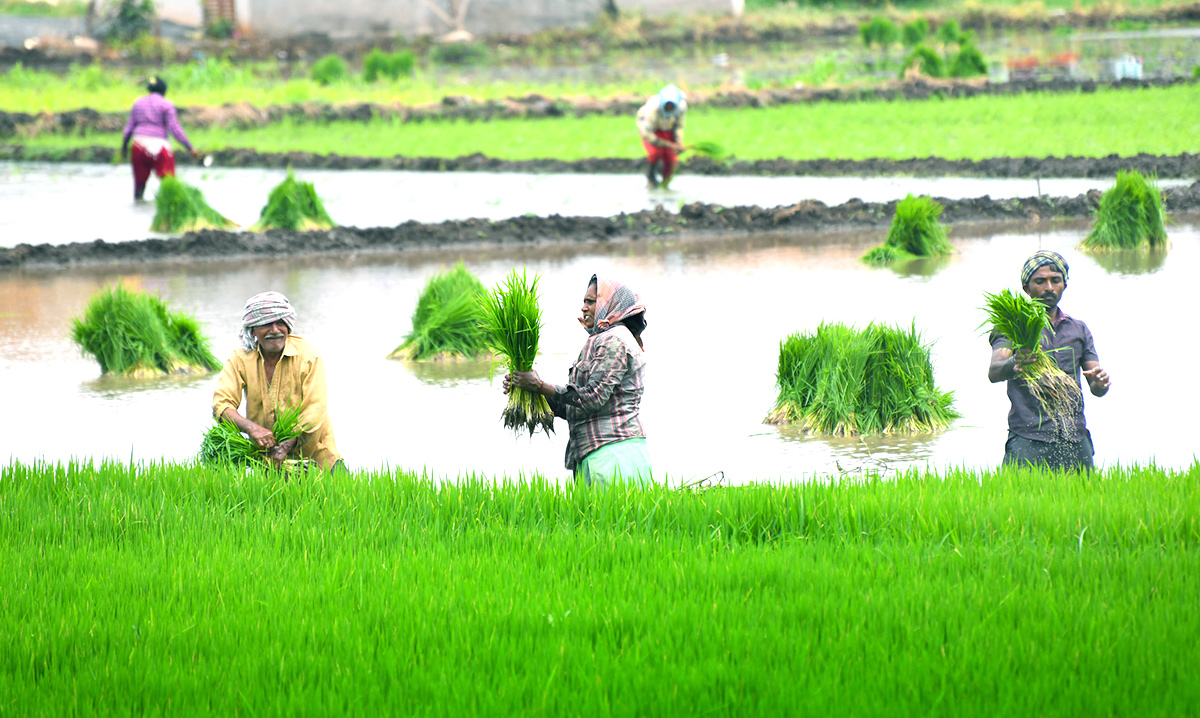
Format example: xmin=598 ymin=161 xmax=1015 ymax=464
xmin=191 ymin=149 xmax=202 ymax=159
xmin=1082 ymin=366 xmax=1110 ymax=391
xmin=505 ymin=370 xmax=542 ymax=394
xmin=672 ymin=142 xmax=686 ymax=154
xmin=246 ymin=423 xmax=276 ymax=450
xmin=1012 ymin=349 xmax=1037 ymax=375
xmin=120 ymin=146 xmax=128 ymax=160
xmin=266 ymin=437 xmax=298 ymax=467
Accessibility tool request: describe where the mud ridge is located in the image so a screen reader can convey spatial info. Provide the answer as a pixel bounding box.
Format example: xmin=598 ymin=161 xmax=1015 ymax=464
xmin=4 ymin=182 xmax=1198 ymax=270
xmin=4 ymin=144 xmax=1199 ymax=180
xmin=2 ymin=77 xmax=1194 ymax=139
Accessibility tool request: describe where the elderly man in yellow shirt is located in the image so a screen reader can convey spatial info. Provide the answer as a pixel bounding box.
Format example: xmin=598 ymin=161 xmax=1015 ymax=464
xmin=212 ymin=291 xmax=343 ymax=471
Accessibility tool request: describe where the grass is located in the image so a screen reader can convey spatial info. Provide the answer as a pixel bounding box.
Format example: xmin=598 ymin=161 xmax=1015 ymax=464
xmin=1 ymin=459 xmax=1197 ymax=716
xmin=14 ymin=84 xmax=1199 ymax=162
xmin=765 ymin=322 xmax=959 ymax=435
xmin=980 ymin=288 xmax=1081 ymax=434
xmin=1081 ymin=169 xmax=1169 ymax=251
xmin=248 ymin=169 xmax=336 ymax=232
xmin=0 ymin=0 xmax=86 ymax=15
xmin=480 ymin=268 xmax=554 ymax=436
xmin=150 ymin=175 xmax=237 ymax=233
xmin=69 ymin=282 xmax=221 ymax=377
xmin=390 ymin=261 xmax=489 ymax=361
xmin=863 ymin=194 xmax=953 ymax=265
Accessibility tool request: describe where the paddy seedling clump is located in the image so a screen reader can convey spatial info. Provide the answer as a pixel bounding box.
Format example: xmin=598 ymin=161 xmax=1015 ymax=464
xmin=981 ymin=288 xmax=1082 ymax=437
xmin=765 ymin=322 xmax=958 ymax=435
xmin=480 ymin=268 xmax=555 ymax=436
xmin=70 ymin=283 xmax=221 ymax=377
xmin=390 ymin=262 xmax=489 ymax=361
xmin=150 ymin=175 xmax=237 ymax=233
xmin=248 ymin=169 xmax=336 ymax=231
xmin=862 ymin=194 xmax=953 ymax=265
xmin=1081 ymin=169 xmax=1169 ymax=251
xmin=199 ymin=404 xmax=306 ymax=467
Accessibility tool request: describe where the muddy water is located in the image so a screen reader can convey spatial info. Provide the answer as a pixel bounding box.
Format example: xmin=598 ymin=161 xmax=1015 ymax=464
xmin=1 ymin=221 xmax=1195 ymax=483
xmin=3 ymin=161 xmax=1185 ymax=248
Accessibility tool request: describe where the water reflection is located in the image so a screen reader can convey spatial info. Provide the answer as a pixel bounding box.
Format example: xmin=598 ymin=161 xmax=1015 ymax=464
xmin=1082 ymin=248 xmax=1170 ymax=276
xmin=2 ymin=221 xmax=1197 ymax=482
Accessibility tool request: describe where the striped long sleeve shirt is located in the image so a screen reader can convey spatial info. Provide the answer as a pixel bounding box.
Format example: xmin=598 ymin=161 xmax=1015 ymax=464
xmin=122 ymin=93 xmax=194 ymax=152
xmin=546 ymin=325 xmax=647 ymax=470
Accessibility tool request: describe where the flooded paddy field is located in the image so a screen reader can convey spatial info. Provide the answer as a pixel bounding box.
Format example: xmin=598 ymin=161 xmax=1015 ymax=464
xmin=2 ymin=161 xmax=1191 ymax=248
xmin=2 ymin=220 xmax=1195 ymax=483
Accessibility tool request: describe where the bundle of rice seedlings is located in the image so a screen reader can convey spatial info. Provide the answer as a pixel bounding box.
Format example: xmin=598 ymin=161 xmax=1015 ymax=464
xmin=70 ymin=283 xmax=221 ymax=377
xmin=1080 ymin=170 xmax=1169 ymax=251
xmin=479 ymin=268 xmax=555 ymax=436
xmin=764 ymin=322 xmax=958 ymax=435
xmin=390 ymin=261 xmax=489 ymax=361
xmin=862 ymin=194 xmax=953 ymax=265
xmin=248 ymin=169 xmax=336 ymax=232
xmin=199 ymin=404 xmax=306 ymax=468
xmin=687 ymin=141 xmax=728 ymax=161
xmin=980 ymin=289 xmax=1081 ymax=437
xmin=150 ymin=175 xmax=238 ymax=233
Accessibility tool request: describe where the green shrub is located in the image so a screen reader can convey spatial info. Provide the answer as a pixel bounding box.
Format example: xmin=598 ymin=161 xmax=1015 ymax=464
xmin=765 ymin=322 xmax=958 ymax=435
xmin=1192 ymin=65 xmax=1200 ymax=79
xmin=935 ymin=18 xmax=962 ymax=45
xmin=859 ymin=16 xmax=899 ymax=49
xmin=96 ymin=0 xmax=154 ymax=43
xmin=431 ymin=41 xmax=490 ymax=66
xmin=390 ymin=262 xmax=489 ymax=362
xmin=70 ymin=283 xmax=221 ymax=377
xmin=949 ymin=44 xmax=988 ymax=77
xmin=205 ymin=18 xmax=235 ymax=40
xmin=901 ymin=18 xmax=930 ymax=47
xmin=901 ymin=44 xmax=944 ymax=78
xmin=363 ymin=48 xmax=415 ymax=82
xmin=310 ymin=54 xmax=348 ymax=85
xmin=1081 ymin=170 xmax=1169 ymax=251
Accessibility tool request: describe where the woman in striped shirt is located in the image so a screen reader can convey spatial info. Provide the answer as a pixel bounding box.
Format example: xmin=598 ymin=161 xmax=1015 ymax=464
xmin=505 ymin=274 xmax=651 ymax=486
xmin=120 ymin=76 xmax=199 ymax=200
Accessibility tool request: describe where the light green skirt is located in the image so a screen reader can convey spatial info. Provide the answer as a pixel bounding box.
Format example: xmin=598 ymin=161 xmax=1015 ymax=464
xmin=575 ymin=438 xmax=652 ymax=487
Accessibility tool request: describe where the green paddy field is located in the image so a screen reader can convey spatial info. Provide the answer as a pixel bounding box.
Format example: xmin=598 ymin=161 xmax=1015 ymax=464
xmin=2 ymin=461 xmax=1196 ymax=715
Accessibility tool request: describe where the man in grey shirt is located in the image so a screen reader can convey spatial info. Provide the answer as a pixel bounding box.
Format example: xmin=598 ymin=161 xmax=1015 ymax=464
xmin=988 ymin=250 xmax=1112 ymax=470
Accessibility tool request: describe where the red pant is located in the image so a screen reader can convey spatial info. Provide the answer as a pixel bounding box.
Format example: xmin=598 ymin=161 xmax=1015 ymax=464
xmin=642 ymin=130 xmax=678 ymax=183
xmin=131 ymin=142 xmax=176 ymax=198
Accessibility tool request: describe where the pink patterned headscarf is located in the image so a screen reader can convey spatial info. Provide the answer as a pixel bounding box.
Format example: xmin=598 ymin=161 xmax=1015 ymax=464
xmin=581 ymin=274 xmax=645 ymax=335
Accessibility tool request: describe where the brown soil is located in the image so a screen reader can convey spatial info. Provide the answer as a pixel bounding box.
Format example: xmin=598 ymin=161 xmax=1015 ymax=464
xmin=4 ymin=181 xmax=1197 ymax=270
xmin=5 ymin=143 xmax=1198 ymax=179
xmin=2 ymin=77 xmax=1194 ymax=139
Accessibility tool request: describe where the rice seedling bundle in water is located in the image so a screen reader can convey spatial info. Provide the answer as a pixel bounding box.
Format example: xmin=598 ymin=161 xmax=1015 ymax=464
xmin=1081 ymin=170 xmax=1169 ymax=251
xmin=390 ymin=261 xmax=489 ymax=361
xmin=765 ymin=322 xmax=958 ymax=435
xmin=248 ymin=169 xmax=336 ymax=232
xmin=70 ymin=283 xmax=221 ymax=377
xmin=862 ymin=194 xmax=952 ymax=264
xmin=199 ymin=404 xmax=306 ymax=467
xmin=687 ymin=141 xmax=728 ymax=161
xmin=480 ymin=269 xmax=554 ymax=436
xmin=980 ymin=289 xmax=1082 ymax=437
xmin=150 ymin=175 xmax=237 ymax=233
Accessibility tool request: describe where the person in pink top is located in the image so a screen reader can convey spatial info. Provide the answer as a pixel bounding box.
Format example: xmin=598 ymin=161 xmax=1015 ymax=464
xmin=120 ymin=76 xmax=199 ymax=201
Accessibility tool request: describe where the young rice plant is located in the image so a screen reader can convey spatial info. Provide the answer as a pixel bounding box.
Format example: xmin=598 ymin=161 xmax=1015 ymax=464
xmin=765 ymin=322 xmax=958 ymax=435
xmin=70 ymin=283 xmax=221 ymax=377
xmin=480 ymin=269 xmax=555 ymax=436
xmin=1081 ymin=170 xmax=1169 ymax=251
xmin=248 ymin=169 xmax=336 ymax=231
xmin=980 ymin=288 xmax=1081 ymax=437
xmin=199 ymin=404 xmax=306 ymax=467
xmin=863 ymin=194 xmax=953 ymax=265
xmin=150 ymin=176 xmax=238 ymax=233
xmin=390 ymin=262 xmax=489 ymax=361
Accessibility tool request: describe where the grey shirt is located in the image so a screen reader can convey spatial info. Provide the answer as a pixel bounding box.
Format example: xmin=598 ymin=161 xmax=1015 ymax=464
xmin=990 ymin=309 xmax=1099 ymax=442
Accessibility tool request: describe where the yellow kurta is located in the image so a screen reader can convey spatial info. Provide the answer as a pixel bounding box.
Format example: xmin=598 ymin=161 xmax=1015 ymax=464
xmin=212 ymin=334 xmax=341 ymax=469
